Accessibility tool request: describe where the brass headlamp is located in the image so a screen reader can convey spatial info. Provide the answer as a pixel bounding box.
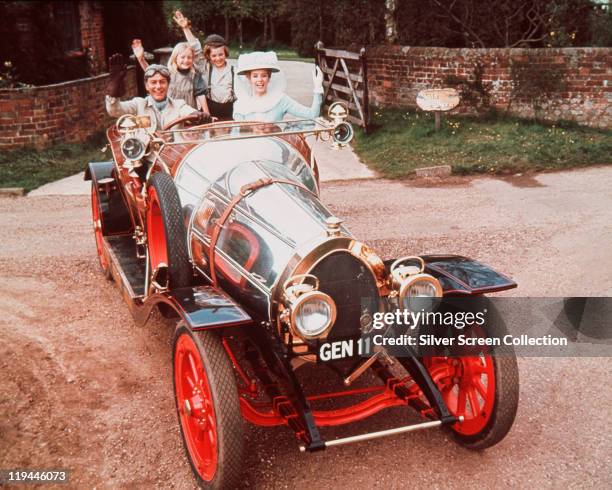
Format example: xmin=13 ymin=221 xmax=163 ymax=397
xmin=390 ymin=256 xmax=443 ymax=312
xmin=328 ymin=102 xmax=354 ymax=147
xmin=281 ymin=274 xmax=337 ymax=340
xmin=116 ymin=114 xmax=152 ymax=162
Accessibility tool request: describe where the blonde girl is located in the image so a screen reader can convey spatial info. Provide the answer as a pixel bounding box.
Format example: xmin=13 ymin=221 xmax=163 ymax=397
xmin=132 ymin=11 xmax=207 ymax=111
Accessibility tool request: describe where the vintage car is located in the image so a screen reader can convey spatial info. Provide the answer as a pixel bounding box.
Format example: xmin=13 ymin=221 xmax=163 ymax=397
xmin=86 ymin=108 xmax=519 ymax=488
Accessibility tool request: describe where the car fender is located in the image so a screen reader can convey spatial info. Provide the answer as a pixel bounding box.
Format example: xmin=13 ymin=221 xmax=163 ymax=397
xmin=421 ymin=254 xmax=517 ymax=295
xmin=134 ymin=285 xmax=253 ymax=330
xmin=86 ymin=161 xmax=132 ymax=235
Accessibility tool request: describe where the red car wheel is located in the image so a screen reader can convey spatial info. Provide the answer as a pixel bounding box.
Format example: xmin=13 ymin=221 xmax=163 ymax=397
xmin=90 ymin=183 xmax=111 ymax=278
xmin=173 ymin=324 xmax=243 ymax=489
xmin=426 ymin=355 xmax=496 ymax=436
xmin=424 ymin=304 xmax=519 ymax=450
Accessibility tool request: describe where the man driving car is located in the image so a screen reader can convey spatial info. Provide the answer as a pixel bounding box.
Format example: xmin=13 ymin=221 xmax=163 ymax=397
xmin=105 ymin=53 xmax=210 ymax=130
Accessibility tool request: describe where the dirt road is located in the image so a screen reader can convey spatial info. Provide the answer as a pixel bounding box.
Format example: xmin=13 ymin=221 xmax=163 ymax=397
xmin=1 ymin=167 xmax=611 ymax=488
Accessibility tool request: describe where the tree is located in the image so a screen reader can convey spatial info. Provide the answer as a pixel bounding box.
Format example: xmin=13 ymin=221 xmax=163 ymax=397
xmin=590 ymin=2 xmax=612 ymax=47
xmin=230 ymin=0 xmax=256 ymax=48
xmin=385 ymin=0 xmax=398 ymax=44
xmin=427 ymin=0 xmax=600 ymax=48
xmin=163 ymin=0 xmax=215 ymax=40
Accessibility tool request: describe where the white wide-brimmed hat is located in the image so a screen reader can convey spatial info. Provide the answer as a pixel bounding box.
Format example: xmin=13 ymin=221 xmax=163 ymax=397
xmin=236 ymin=51 xmax=280 ymax=75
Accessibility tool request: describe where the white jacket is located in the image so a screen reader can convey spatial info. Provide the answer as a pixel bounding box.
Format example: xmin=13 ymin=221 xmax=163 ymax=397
xmin=105 ymin=95 xmax=197 ymax=132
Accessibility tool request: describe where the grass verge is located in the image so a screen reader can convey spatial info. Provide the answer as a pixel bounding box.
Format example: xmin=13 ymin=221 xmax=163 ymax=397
xmin=0 ymin=131 xmax=107 ymax=192
xmin=353 ymin=109 xmax=612 ymax=179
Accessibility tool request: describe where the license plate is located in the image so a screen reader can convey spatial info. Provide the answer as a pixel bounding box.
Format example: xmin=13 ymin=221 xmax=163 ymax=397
xmin=317 ymin=336 xmax=372 ymax=362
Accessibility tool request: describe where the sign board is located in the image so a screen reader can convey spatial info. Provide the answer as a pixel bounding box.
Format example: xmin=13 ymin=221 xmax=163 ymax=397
xmin=416 ymin=89 xmax=460 ymax=112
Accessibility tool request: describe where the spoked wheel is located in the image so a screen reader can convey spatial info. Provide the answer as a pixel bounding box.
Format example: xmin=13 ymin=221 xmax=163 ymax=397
xmin=423 ymin=301 xmax=519 ymax=449
xmin=90 ymin=183 xmax=111 ymax=279
xmin=173 ymin=324 xmax=244 ymax=489
xmin=146 ymin=172 xmax=192 ymax=290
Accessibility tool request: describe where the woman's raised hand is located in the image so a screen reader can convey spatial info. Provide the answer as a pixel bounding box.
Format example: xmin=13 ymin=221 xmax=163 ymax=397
xmin=313 ymin=65 xmax=324 ymax=94
xmin=131 ymin=39 xmax=144 ymax=60
xmin=173 ymin=10 xmax=191 ymax=29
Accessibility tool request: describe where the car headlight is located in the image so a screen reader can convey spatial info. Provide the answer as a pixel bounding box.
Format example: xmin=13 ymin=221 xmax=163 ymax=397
xmin=398 ymin=274 xmax=443 ymax=312
xmin=291 ymin=291 xmax=337 ymax=339
xmin=121 ymin=137 xmax=146 ymax=161
xmin=281 ymin=274 xmax=337 ymax=340
xmin=332 ymin=122 xmax=354 ymax=145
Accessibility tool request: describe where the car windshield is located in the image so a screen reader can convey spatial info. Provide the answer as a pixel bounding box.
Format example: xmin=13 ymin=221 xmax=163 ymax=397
xmin=160 ymin=119 xmax=331 ymax=144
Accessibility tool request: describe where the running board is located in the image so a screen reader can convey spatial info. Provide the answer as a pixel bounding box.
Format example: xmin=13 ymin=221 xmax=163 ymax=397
xmin=299 ymin=416 xmax=463 ymax=452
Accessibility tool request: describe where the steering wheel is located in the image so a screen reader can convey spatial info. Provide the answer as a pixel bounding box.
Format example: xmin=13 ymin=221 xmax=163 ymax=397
xmin=163 ymin=113 xmax=203 ymax=131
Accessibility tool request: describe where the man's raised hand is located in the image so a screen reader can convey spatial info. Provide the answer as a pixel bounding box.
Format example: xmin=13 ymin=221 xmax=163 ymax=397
xmin=107 ymin=53 xmax=127 ymax=98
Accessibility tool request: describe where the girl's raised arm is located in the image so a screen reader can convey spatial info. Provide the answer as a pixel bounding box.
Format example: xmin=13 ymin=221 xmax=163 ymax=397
xmin=131 ymin=39 xmax=149 ymax=71
xmin=174 ymin=10 xmax=198 ymax=45
xmin=174 ymin=10 xmax=206 ymax=72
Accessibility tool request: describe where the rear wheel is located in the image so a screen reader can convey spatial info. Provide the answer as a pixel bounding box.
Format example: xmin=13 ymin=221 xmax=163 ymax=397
xmin=423 ymin=300 xmax=519 ymax=449
xmin=90 ymin=183 xmax=111 ymax=279
xmin=146 ymin=172 xmax=192 ymax=289
xmin=173 ymin=324 xmax=244 ymax=489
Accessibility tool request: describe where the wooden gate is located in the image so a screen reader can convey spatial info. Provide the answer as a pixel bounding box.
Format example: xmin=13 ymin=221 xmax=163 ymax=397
xmin=315 ymin=42 xmax=370 ymax=132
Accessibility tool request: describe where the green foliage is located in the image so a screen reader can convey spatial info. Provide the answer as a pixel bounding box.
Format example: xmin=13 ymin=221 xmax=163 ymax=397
xmin=165 ymin=0 xmax=291 ymax=46
xmin=352 ymin=109 xmax=612 ymax=179
xmin=0 ymin=132 xmax=107 ymax=192
xmin=396 ymin=0 xmax=604 ymax=48
xmin=136 ymin=0 xmax=605 ymax=55
xmin=227 ymin=41 xmax=312 ymax=61
xmin=544 ymin=0 xmax=596 ymax=47
xmin=287 ymin=0 xmax=385 ymax=56
xmin=164 ymin=0 xmax=221 ymax=40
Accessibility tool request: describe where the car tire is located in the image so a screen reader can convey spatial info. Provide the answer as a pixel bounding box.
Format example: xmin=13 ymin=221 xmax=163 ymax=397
xmin=173 ymin=323 xmax=244 ymax=489
xmin=422 ymin=297 xmax=519 ymax=450
xmin=146 ymin=172 xmax=192 ymax=289
xmin=90 ymin=182 xmax=112 ymax=280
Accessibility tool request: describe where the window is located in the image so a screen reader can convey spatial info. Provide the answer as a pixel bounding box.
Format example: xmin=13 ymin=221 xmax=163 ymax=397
xmin=53 ymin=1 xmax=82 ymax=51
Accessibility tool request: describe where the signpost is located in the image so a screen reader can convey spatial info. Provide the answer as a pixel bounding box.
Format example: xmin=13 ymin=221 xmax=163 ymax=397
xmin=416 ymin=88 xmax=460 ymax=131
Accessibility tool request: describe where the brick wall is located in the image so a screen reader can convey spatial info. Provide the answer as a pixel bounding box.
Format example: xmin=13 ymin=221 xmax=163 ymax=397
xmin=0 ymin=67 xmax=137 ymax=150
xmin=367 ymin=46 xmax=611 ymax=128
xmin=79 ymin=0 xmax=106 ymax=75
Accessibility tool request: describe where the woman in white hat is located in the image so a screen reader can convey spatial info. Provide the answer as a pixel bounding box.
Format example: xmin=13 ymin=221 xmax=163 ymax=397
xmin=233 ymin=51 xmax=324 ymax=121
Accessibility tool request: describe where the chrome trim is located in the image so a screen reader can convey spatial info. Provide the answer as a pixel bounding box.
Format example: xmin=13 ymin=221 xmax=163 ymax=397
xmin=270 ymin=236 xmax=385 ymax=327
xmin=288 ymin=290 xmax=337 ymax=340
xmin=397 ymin=273 xmax=443 ymax=308
xmin=298 ymin=419 xmax=452 ymax=452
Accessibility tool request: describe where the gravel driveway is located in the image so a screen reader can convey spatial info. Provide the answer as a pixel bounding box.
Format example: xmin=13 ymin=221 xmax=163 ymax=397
xmin=1 ymin=166 xmax=610 ymax=488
